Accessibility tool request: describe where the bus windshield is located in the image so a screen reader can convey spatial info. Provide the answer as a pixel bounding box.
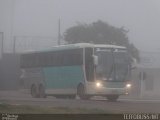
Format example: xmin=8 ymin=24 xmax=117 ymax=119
xmin=114 ymin=51 xmax=130 ymax=81
xmin=95 ymin=49 xmax=130 ymax=82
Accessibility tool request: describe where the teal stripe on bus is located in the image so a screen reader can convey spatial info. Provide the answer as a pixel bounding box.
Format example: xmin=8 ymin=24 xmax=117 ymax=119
xmin=43 ymin=66 xmax=84 ymax=89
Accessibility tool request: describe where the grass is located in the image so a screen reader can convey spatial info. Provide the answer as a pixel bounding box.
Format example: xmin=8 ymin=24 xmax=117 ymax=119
xmin=0 ymin=103 xmax=108 ymax=114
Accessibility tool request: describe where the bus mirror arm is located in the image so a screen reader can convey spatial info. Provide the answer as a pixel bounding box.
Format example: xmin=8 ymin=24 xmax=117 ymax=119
xmin=130 ymin=58 xmax=137 ymax=70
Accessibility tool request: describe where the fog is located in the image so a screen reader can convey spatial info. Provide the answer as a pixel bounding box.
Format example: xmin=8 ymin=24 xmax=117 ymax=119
xmin=0 ymin=0 xmax=160 ymax=52
xmin=1 ymin=0 xmax=160 ymax=112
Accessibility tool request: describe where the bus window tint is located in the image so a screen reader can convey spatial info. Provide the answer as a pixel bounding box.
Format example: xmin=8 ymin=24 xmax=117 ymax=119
xmin=20 ymin=48 xmax=83 ymax=68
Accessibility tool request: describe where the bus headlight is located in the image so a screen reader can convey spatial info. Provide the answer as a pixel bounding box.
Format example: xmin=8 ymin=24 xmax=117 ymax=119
xmin=96 ymin=82 xmax=102 ymax=88
xmin=126 ymin=83 xmax=131 ymax=88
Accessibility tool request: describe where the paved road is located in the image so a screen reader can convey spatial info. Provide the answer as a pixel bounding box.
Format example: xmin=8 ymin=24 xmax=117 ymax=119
xmin=0 ymin=90 xmax=160 ymax=113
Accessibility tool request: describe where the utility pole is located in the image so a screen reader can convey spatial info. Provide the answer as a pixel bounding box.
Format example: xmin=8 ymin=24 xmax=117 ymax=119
xmin=58 ymin=18 xmax=61 ymax=45
xmin=13 ymin=36 xmax=16 ymax=53
xmin=0 ymin=32 xmax=4 ymax=59
xmin=11 ymin=0 xmax=15 ymax=53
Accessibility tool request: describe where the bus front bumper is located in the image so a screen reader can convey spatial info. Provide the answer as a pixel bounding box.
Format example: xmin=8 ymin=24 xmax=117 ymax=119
xmin=86 ymin=83 xmax=131 ymax=95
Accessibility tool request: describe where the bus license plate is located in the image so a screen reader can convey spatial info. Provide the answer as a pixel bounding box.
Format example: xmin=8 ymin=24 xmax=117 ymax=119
xmin=112 ymin=90 xmax=118 ymax=94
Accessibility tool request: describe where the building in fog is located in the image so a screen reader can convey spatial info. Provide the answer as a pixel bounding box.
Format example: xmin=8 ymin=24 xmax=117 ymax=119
xmin=0 ymin=53 xmax=20 ymax=90
xmin=132 ymin=51 xmax=160 ymax=99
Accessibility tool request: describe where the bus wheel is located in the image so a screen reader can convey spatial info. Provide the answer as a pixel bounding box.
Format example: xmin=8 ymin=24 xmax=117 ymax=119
xmin=106 ymin=95 xmax=119 ymax=102
xmin=39 ymin=85 xmax=46 ymax=98
xmin=77 ymin=84 xmax=90 ymax=100
xmin=31 ymin=85 xmax=38 ymax=98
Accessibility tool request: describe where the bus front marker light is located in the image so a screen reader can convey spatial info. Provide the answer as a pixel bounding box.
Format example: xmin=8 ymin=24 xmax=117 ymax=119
xmin=126 ymin=84 xmax=131 ymax=88
xmin=96 ymin=82 xmax=102 ymax=88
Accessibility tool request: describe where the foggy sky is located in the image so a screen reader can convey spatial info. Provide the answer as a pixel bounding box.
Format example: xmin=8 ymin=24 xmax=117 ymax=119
xmin=1 ymin=0 xmax=160 ymax=52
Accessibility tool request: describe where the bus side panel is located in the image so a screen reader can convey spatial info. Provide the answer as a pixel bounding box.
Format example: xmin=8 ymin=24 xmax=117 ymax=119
xmin=43 ymin=65 xmax=84 ymax=94
xmin=21 ymin=68 xmax=45 ymax=89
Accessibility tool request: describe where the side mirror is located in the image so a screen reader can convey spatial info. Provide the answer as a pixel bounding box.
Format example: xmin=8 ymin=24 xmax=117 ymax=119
xmin=93 ymin=55 xmax=98 ymax=66
xmin=131 ymin=58 xmax=137 ymax=70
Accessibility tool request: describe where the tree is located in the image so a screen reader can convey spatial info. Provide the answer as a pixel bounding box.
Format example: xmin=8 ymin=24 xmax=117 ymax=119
xmin=64 ymin=20 xmax=139 ymax=61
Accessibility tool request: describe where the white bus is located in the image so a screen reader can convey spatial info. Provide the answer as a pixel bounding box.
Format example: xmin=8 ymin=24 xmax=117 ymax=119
xmin=20 ymin=43 xmax=132 ymax=101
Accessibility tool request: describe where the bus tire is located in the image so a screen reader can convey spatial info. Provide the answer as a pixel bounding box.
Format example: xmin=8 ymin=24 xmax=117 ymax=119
xmin=106 ymin=95 xmax=119 ymax=102
xmin=77 ymin=84 xmax=90 ymax=100
xmin=31 ymin=84 xmax=38 ymax=98
xmin=39 ymin=84 xmax=46 ymax=98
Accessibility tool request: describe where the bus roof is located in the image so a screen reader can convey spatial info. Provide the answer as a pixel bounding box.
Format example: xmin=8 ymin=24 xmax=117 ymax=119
xmin=21 ymin=43 xmax=126 ymax=54
xmin=64 ymin=43 xmax=126 ymax=49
